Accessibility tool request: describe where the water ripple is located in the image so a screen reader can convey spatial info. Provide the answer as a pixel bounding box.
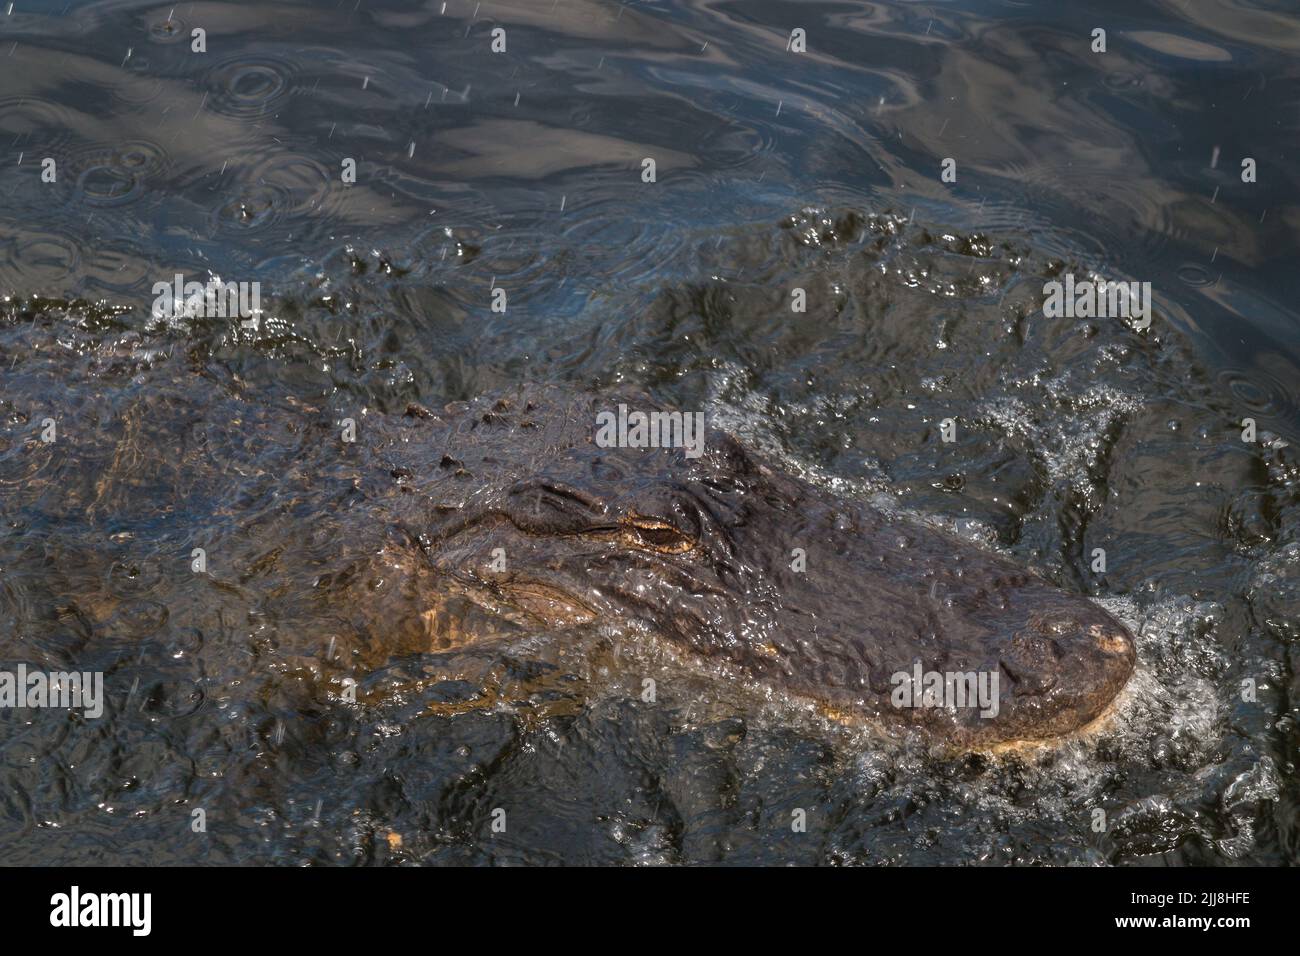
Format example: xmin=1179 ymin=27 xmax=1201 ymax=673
xmin=204 ymin=54 xmax=298 ymax=120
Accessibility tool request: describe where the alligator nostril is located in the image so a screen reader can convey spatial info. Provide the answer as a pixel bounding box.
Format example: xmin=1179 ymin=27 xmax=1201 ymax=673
xmin=1039 ymin=616 xmax=1075 ymax=637
xmin=1012 ymin=630 xmax=1062 ymax=660
xmin=1004 ymin=630 xmax=1062 ymax=694
xmin=1089 ymin=623 xmax=1130 ymax=655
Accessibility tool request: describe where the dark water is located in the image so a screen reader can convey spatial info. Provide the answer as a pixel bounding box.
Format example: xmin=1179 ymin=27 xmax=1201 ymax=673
xmin=0 ymin=0 xmax=1297 ymax=864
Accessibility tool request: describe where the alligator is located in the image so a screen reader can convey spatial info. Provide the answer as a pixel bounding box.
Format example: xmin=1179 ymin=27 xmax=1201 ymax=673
xmin=0 ymin=354 xmax=1135 ymax=750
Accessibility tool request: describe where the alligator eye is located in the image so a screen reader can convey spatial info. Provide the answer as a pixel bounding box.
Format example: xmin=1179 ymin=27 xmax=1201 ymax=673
xmin=621 ymin=515 xmax=695 ymax=554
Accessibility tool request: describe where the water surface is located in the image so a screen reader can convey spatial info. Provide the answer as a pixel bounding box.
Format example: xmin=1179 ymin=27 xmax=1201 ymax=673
xmin=0 ymin=0 xmax=1297 ymax=864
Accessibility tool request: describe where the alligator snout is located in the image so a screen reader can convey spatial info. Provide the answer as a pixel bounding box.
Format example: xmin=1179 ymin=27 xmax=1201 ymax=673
xmin=954 ymin=595 xmax=1136 ymax=747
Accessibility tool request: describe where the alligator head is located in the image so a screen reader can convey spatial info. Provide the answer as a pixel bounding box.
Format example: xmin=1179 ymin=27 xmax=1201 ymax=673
xmin=358 ymin=387 xmax=1136 ymax=749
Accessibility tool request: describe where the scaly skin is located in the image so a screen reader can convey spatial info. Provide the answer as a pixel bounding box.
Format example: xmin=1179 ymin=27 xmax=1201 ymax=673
xmin=381 ymin=387 xmax=1135 ymax=748
xmin=0 ymin=366 xmax=1135 ymax=748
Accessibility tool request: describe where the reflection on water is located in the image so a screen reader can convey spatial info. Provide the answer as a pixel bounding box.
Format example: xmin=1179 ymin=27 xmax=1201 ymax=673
xmin=0 ymin=0 xmax=1296 ymax=864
